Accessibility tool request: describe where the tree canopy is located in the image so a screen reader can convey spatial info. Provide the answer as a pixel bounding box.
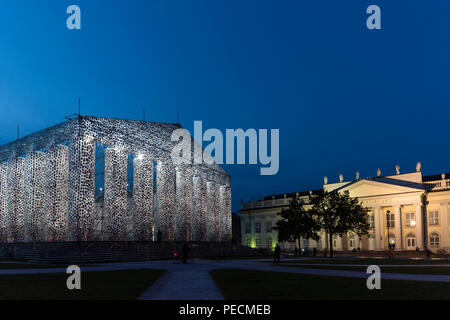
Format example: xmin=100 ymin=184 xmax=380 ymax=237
xmin=309 ymin=190 xmax=370 ymax=257
xmin=274 ymin=196 xmax=320 ymax=253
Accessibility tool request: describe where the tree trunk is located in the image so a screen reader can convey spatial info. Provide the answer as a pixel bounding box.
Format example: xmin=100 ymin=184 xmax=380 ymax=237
xmin=329 ymin=233 xmax=334 ymax=258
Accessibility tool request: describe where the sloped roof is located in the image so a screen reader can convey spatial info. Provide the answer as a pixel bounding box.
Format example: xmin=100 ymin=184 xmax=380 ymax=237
xmin=261 ymin=189 xmax=322 ymax=201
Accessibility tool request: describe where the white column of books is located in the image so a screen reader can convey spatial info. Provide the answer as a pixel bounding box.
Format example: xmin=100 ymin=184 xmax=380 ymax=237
xmin=103 ymin=147 xmax=128 ymax=241
xmin=68 ymin=135 xmax=95 ymax=241
xmin=25 ymin=151 xmax=46 ymax=242
xmin=8 ymin=157 xmax=26 ymax=242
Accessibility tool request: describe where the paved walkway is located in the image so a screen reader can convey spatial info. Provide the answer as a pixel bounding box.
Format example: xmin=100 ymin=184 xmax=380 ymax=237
xmin=138 ymin=263 xmax=224 ymax=300
xmin=1 ymin=259 xmax=450 ymax=299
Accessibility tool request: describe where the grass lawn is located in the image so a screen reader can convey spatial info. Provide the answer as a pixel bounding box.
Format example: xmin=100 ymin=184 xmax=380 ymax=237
xmin=0 ymin=258 xmax=28 ymax=262
xmin=210 ymin=269 xmax=450 ymax=300
xmin=277 ymin=258 xmax=450 ymax=265
xmin=279 ymin=264 xmax=450 ymax=275
xmin=0 ymin=269 xmax=165 ymax=299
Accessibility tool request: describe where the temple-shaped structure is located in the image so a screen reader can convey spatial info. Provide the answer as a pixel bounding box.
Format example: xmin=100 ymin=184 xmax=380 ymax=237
xmin=0 ymin=116 xmax=231 ymax=243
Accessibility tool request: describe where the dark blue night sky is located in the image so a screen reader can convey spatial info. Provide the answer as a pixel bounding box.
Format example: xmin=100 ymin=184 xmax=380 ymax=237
xmin=0 ymin=0 xmax=449 ymax=211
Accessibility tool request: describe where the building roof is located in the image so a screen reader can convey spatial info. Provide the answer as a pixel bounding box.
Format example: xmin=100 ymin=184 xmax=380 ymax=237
xmin=258 ymin=171 xmax=450 ymax=201
xmin=423 ymin=173 xmax=450 ymax=182
xmin=0 ymin=115 xmax=230 ymax=180
xmin=261 ymin=189 xmax=322 ymax=201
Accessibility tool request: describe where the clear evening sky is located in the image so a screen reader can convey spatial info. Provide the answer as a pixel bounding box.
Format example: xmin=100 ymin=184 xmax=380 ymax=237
xmin=0 ymin=0 xmax=449 ymax=211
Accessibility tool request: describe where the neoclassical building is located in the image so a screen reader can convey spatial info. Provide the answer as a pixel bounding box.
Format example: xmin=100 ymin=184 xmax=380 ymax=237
xmin=239 ymin=164 xmax=449 ymax=253
xmin=0 ymin=116 xmax=231 ymax=243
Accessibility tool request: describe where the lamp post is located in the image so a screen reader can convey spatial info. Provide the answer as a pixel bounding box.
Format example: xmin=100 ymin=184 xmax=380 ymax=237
xmin=421 ymin=192 xmax=430 ymax=258
xmin=386 ymin=210 xmax=391 ymax=259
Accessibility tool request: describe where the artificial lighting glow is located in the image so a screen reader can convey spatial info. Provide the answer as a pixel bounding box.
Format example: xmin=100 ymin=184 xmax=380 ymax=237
xmin=84 ymin=135 xmax=94 ymax=143
xmin=0 ymin=116 xmax=232 ymax=243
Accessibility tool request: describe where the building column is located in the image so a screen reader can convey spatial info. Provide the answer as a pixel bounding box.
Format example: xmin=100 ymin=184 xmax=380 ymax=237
xmin=321 ymin=232 xmax=328 ymax=250
xmin=226 ymin=185 xmax=232 ymax=241
xmin=25 ymin=151 xmax=46 ymax=242
xmin=361 ymin=235 xmax=368 ymax=250
xmin=45 ymin=144 xmax=69 ymax=242
xmin=415 ymin=204 xmax=423 ymax=250
xmin=174 ymin=166 xmax=193 ymax=241
xmin=355 ymin=234 xmax=360 ymax=249
xmin=374 ymin=206 xmax=382 ymax=250
xmin=394 ymin=205 xmax=402 ymax=250
xmin=341 ymin=234 xmax=347 ymax=251
xmin=192 ymin=174 xmax=206 ymax=241
xmin=441 ymin=202 xmax=449 ymax=248
xmin=133 ymin=154 xmax=154 ymax=241
xmin=103 ymin=147 xmax=128 ymax=241
xmin=0 ymin=164 xmax=8 ymax=243
xmin=206 ymin=181 xmax=219 ymax=241
xmin=68 ymin=134 xmax=95 ymax=241
xmin=8 ymin=157 xmax=26 ymax=242
xmin=219 ymin=185 xmax=228 ymax=241
xmin=155 ymin=160 xmax=175 ymax=241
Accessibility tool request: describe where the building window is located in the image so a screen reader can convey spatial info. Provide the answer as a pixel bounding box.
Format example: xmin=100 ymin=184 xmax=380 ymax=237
xmin=368 ymin=215 xmax=375 ymax=229
xmin=333 ymin=236 xmax=338 ymax=248
xmin=244 ymin=237 xmax=251 ymax=247
xmin=303 ymin=238 xmax=308 ymax=248
xmin=429 ymin=210 xmax=440 ymax=226
xmin=405 ymin=212 xmax=416 ymax=227
xmin=255 ymin=222 xmax=261 ymax=233
xmin=267 ymin=238 xmax=272 ymax=248
xmin=406 ymin=235 xmax=416 ymax=248
xmin=255 ymin=236 xmax=261 ymax=248
xmin=349 ymin=234 xmax=356 ymax=248
xmin=430 ymin=233 xmax=440 ymax=248
xmin=387 ymin=213 xmax=395 ymax=228
xmin=245 ymin=222 xmax=251 ymax=234
xmin=266 ymin=220 xmax=273 ymax=233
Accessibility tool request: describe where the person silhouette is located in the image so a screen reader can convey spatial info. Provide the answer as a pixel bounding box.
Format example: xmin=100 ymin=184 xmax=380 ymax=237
xmin=181 ymin=243 xmax=190 ymax=264
xmin=157 ymin=229 xmax=162 ymax=242
xmin=273 ymin=244 xmax=281 ymax=264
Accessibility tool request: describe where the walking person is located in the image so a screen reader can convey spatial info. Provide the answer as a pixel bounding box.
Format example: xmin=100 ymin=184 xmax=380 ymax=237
xmin=182 ymin=243 xmax=190 ymax=264
xmin=273 ymin=244 xmax=281 ymax=264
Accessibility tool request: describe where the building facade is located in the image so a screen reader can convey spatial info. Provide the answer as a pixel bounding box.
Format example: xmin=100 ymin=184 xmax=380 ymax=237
xmin=0 ymin=116 xmax=231 ymax=243
xmin=239 ymin=164 xmax=449 ymax=253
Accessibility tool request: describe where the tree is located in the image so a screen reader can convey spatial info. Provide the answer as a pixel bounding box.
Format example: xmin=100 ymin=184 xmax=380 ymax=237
xmin=274 ymin=196 xmax=320 ymax=254
xmin=309 ymin=190 xmax=370 ymax=258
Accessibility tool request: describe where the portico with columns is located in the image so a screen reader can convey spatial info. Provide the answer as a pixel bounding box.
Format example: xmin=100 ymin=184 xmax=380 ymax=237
xmin=240 ymin=163 xmax=450 ymax=253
